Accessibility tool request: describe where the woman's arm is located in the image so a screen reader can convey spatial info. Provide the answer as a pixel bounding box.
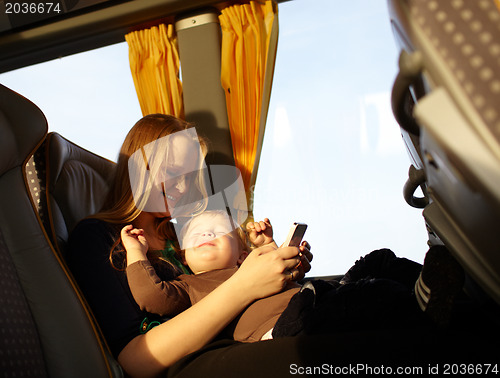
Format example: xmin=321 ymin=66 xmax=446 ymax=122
xmin=118 ymin=244 xmax=302 ymax=377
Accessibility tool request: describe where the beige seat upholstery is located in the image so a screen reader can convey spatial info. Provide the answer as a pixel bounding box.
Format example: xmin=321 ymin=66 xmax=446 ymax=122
xmin=0 ymin=83 xmax=122 ymax=377
xmin=388 ymin=0 xmax=500 ymax=305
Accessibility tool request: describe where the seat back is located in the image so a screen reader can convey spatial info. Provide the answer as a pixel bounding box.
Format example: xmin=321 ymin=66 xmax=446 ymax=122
xmin=388 ymin=0 xmax=500 ymax=305
xmin=44 ymin=132 xmax=116 ymax=257
xmin=0 ymin=83 xmax=122 ymax=377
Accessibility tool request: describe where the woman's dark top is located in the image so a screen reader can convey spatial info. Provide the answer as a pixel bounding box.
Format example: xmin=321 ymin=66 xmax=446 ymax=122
xmin=67 ymin=218 xmax=179 ymax=357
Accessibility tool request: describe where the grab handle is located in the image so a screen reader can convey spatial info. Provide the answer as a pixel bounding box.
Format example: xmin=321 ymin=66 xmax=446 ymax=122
xmin=391 ymin=50 xmax=424 ymax=136
xmin=403 ymin=164 xmax=429 ymax=209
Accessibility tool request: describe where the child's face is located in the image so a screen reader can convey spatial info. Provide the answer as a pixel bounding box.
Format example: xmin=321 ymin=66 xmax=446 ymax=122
xmin=182 ymin=213 xmax=246 ymax=274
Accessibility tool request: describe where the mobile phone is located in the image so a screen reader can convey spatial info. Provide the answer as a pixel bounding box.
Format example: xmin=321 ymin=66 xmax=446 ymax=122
xmin=283 ymin=222 xmax=308 ymax=247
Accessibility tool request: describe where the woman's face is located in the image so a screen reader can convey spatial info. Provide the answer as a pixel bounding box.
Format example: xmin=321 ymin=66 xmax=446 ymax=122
xmin=146 ymin=133 xmax=202 ymax=219
xmin=161 ymin=134 xmax=199 ymax=213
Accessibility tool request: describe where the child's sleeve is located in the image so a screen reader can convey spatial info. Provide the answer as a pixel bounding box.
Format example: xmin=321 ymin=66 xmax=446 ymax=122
xmin=126 ymin=260 xmax=191 ymax=316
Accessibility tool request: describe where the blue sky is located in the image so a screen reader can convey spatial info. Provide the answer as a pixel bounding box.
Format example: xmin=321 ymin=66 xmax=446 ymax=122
xmin=253 ymin=0 xmax=429 ymax=275
xmin=0 ymin=0 xmax=429 ymax=276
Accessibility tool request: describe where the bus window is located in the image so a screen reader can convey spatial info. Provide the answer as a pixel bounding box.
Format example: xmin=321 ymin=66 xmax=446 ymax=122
xmin=0 ymin=42 xmax=141 ymax=161
xmin=252 ymin=0 xmax=429 ymax=275
xmin=0 ymin=0 xmax=428 ymax=277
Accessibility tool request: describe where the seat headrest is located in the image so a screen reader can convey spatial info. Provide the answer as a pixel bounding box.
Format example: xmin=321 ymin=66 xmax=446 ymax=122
xmin=47 ymin=132 xmax=116 ymax=251
xmin=0 ymin=84 xmax=47 ymax=175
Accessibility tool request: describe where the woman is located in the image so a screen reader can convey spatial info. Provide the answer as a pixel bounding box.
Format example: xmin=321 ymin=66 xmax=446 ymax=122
xmin=67 ymin=114 xmax=312 ymax=377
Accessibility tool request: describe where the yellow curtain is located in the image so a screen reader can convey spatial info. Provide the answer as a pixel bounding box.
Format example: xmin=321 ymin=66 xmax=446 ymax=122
xmin=220 ymin=1 xmax=278 ymax=199
xmin=496 ymin=0 xmax=500 ymax=13
xmin=125 ymin=24 xmax=184 ymax=118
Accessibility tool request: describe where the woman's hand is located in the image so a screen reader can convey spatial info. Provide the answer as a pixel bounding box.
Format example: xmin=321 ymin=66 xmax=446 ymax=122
xmin=294 ymin=240 xmax=313 ymax=281
xmin=231 ymin=244 xmax=303 ymax=301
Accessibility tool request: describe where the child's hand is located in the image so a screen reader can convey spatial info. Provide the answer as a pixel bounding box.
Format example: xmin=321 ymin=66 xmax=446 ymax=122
xmin=121 ymin=225 xmax=148 ymax=266
xmin=246 ymin=218 xmax=275 ymax=248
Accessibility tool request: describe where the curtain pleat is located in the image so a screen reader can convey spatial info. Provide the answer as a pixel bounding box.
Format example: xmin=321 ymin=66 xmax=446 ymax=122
xmin=220 ymin=1 xmax=278 ymax=199
xmin=125 ymin=24 xmax=184 ymax=118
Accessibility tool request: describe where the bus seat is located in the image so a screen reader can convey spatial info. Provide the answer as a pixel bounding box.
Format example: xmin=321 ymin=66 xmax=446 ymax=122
xmin=0 ymin=83 xmax=123 ymax=377
xmin=25 ymin=139 xmax=51 ymax=241
xmin=45 ymin=132 xmax=115 ymax=257
xmin=388 ymin=0 xmax=500 ymax=306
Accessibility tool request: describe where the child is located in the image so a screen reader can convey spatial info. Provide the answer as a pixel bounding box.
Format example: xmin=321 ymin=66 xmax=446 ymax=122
xmin=123 ymin=211 xmax=424 ymax=343
xmin=123 ymin=210 xmax=303 ymax=342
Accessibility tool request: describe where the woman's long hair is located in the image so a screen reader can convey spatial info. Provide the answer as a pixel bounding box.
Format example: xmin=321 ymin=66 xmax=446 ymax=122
xmin=91 ymin=114 xmax=208 ymax=271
